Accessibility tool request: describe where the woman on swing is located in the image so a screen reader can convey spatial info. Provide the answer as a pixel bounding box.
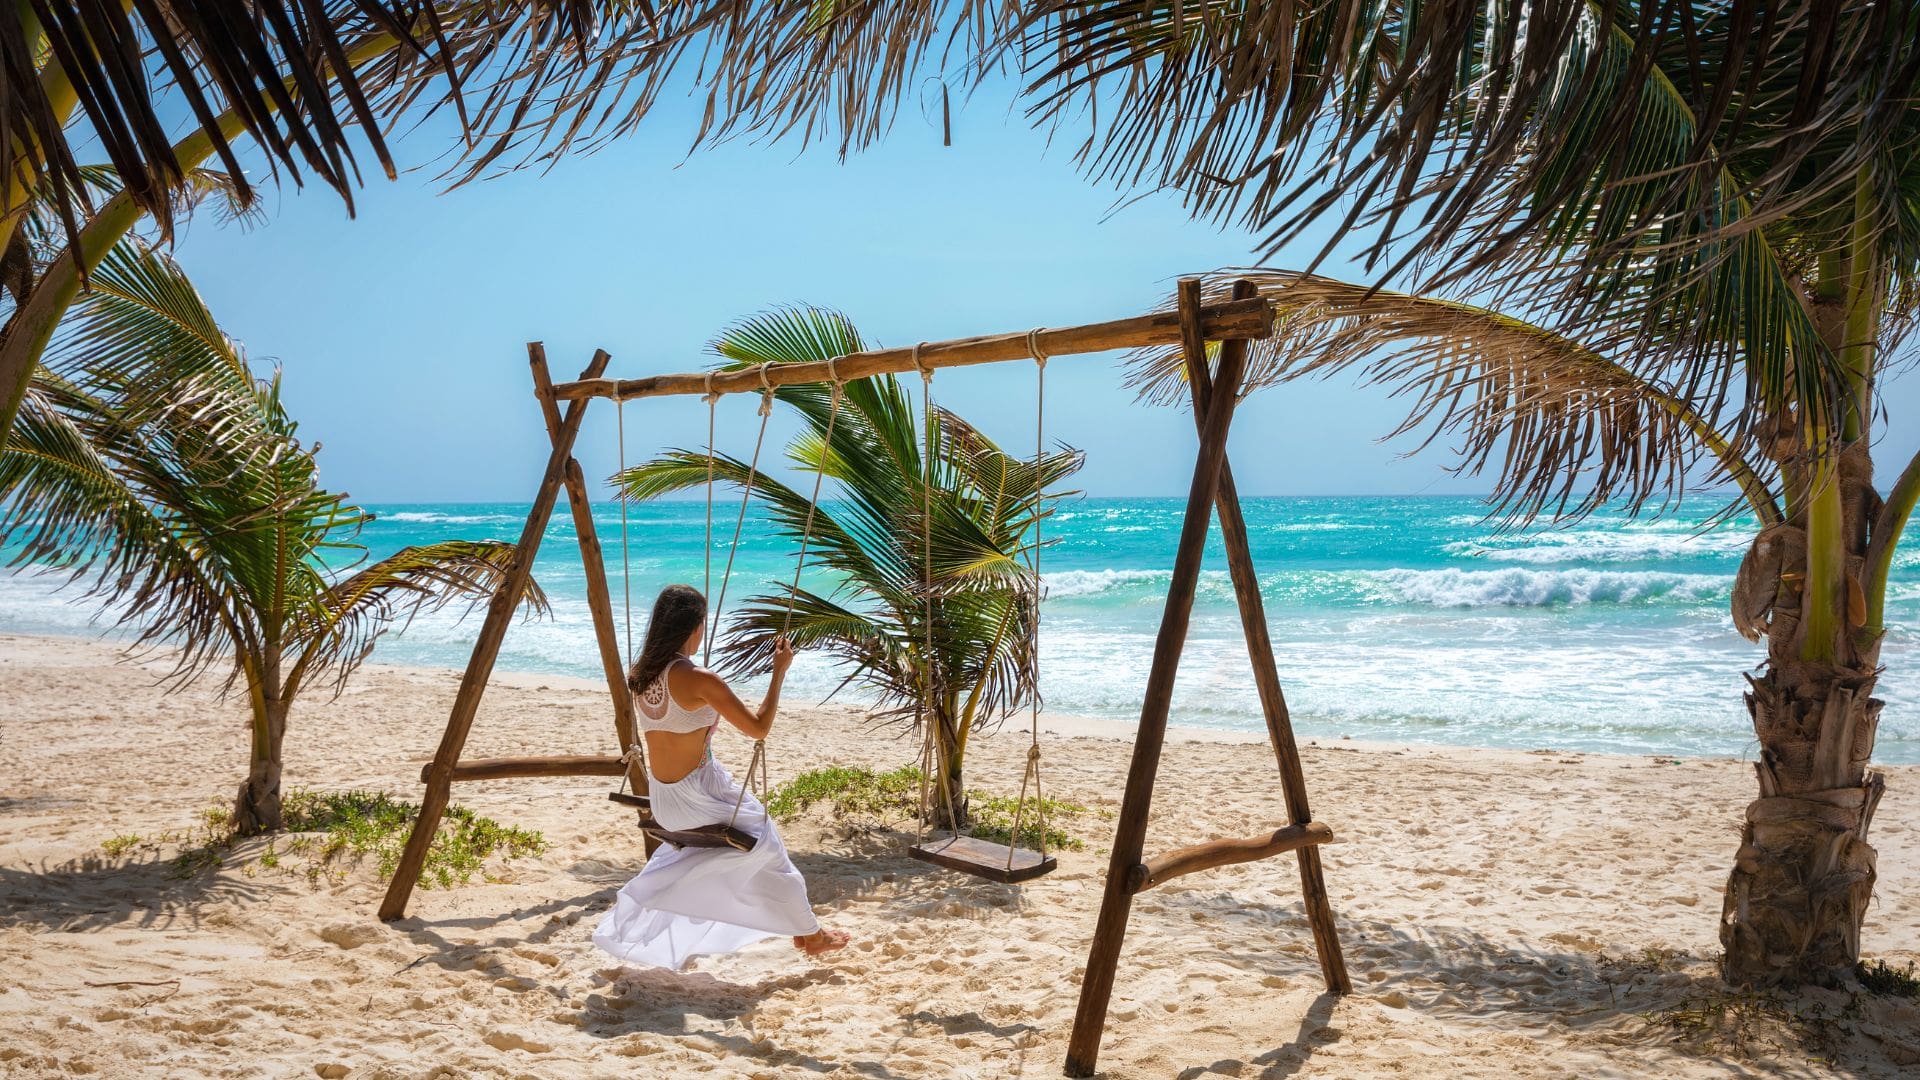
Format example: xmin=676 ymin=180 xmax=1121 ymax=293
xmin=593 ymin=584 xmax=849 ymax=968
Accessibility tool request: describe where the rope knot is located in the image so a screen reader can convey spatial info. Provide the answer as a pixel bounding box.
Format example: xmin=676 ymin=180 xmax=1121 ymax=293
xmin=701 ymin=372 xmax=719 ymax=404
xmin=1026 ymin=327 xmax=1051 ymax=368
xmin=756 ymin=363 xmax=775 ymax=416
xmin=912 ymin=342 xmax=932 ymax=383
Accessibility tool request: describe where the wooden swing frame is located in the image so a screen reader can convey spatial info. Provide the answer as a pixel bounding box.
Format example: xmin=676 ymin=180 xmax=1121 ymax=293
xmin=373 ymin=277 xmax=1351 ymax=1077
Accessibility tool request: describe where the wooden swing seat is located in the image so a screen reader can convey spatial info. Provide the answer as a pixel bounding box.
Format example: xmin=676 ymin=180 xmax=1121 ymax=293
xmin=909 ymin=834 xmax=1057 ymax=884
xmin=608 ymin=791 xmax=759 ymax=852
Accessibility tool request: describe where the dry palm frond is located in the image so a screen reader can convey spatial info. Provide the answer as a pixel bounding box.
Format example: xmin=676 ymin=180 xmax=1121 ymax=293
xmin=1129 ymin=270 xmax=1783 ymax=528
xmin=3 ymin=1 xmax=623 ymax=244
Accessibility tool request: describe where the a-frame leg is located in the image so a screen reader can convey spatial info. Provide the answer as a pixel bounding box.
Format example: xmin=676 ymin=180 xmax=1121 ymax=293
xmin=1064 ymin=282 xmax=1256 ymax=1077
xmin=1175 ymin=278 xmax=1351 ymax=995
xmin=376 ymin=346 xmax=611 ymax=922
xmin=527 ymin=346 xmax=655 ymax=855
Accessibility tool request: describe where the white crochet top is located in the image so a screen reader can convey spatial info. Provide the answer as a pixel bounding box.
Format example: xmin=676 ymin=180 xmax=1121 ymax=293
xmin=636 ymin=658 xmax=720 ymax=735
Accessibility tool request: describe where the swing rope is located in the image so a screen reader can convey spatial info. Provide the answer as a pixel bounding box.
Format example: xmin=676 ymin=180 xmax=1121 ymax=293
xmin=728 ymin=360 xmax=846 ymax=829
xmin=703 ymin=372 xmax=718 ymax=614
xmin=910 ymin=344 xmax=960 ymax=842
xmin=1005 ymin=329 xmax=1052 ymax=869
xmin=617 ymin=397 xmax=634 ymax=662
xmin=707 ymin=365 xmax=777 ymax=664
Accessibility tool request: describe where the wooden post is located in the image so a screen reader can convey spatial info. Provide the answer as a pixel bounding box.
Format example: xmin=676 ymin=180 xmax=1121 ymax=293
xmin=1064 ymin=281 xmax=1256 ymax=1078
xmin=376 ymin=345 xmax=610 ymax=922
xmin=527 ymin=344 xmax=653 ymax=850
xmin=1175 ymin=278 xmax=1352 ymax=995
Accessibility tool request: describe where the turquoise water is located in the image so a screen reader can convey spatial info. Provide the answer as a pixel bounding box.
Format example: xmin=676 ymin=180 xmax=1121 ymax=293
xmin=6 ymin=495 xmax=1918 ymax=762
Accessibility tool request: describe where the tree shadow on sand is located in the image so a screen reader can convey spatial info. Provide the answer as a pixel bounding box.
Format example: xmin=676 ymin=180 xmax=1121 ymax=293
xmin=0 ymin=849 xmax=270 ymax=933
xmin=1149 ymin=905 xmax=1914 ymax=1080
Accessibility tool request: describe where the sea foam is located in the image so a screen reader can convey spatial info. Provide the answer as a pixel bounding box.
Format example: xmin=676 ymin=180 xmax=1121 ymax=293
xmin=1363 ymin=567 xmax=1728 ymax=607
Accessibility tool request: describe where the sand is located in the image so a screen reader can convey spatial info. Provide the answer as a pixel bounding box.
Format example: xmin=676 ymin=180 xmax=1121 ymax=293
xmin=2 ymin=630 xmax=1918 ymax=1078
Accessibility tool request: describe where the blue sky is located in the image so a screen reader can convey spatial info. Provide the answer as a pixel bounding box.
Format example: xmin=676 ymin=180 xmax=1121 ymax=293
xmin=159 ymin=82 xmax=1920 ymax=507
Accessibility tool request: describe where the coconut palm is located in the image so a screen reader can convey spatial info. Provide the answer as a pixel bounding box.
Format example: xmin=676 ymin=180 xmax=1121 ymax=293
xmin=616 ymin=307 xmax=1083 ymax=827
xmin=0 ymin=232 xmax=546 ymax=834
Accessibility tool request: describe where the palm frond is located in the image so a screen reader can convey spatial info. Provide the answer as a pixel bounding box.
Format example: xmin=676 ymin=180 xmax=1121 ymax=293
xmin=288 ymin=539 xmax=548 ymax=697
xmin=1130 ymin=269 xmax=1783 ymax=527
xmin=618 ymin=303 xmax=1082 ymax=740
xmin=5 ymin=1 xmax=618 ymax=242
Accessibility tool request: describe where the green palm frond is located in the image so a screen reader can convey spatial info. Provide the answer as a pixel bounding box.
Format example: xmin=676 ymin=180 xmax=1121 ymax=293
xmin=615 ymin=304 xmax=1083 ymax=749
xmin=717 ymin=587 xmax=917 ymax=708
xmin=3 ymin=233 xmax=532 ymax=701
xmin=0 ymin=370 xmax=260 ymax=681
xmin=1130 ymin=269 xmax=1783 ymax=528
xmin=287 ymin=540 xmax=549 ymax=698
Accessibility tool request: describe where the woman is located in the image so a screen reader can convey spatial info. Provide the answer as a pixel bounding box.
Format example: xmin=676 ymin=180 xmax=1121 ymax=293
xmin=592 ymin=584 xmax=849 ymax=969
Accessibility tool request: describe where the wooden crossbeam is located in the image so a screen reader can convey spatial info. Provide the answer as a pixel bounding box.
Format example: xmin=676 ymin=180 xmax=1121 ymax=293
xmin=1127 ymin=824 xmax=1335 ymax=894
xmin=548 ymin=298 xmax=1275 ymax=403
xmin=426 ymin=755 xmax=628 ymax=783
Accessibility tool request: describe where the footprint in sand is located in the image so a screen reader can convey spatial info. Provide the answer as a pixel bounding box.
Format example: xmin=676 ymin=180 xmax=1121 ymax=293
xmin=483 ymin=1030 xmax=554 ymax=1054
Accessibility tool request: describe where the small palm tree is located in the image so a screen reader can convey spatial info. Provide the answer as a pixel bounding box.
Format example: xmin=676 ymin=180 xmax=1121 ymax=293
xmin=617 ymin=307 xmax=1082 ymax=827
xmin=0 ymin=235 xmax=545 ymax=834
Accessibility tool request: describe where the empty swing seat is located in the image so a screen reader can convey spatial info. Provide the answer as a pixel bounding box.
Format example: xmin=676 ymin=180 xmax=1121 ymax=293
xmin=909 ymin=835 xmax=1057 ymax=884
xmin=609 ymin=791 xmax=759 ymax=852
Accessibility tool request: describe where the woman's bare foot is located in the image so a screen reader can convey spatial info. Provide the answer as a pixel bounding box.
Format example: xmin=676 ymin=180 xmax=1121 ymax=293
xmin=793 ymin=928 xmax=849 ymax=957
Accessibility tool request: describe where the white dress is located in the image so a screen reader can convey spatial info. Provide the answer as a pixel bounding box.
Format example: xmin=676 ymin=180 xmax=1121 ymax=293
xmin=591 ymin=659 xmax=821 ymax=969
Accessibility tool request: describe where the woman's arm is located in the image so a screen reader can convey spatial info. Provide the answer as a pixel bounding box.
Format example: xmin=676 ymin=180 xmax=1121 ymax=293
xmin=683 ymin=638 xmax=794 ymax=740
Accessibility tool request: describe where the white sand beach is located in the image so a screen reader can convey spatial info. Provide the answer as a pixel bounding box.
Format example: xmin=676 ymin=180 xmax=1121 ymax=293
xmin=3 ymin=631 xmax=1917 ymax=1078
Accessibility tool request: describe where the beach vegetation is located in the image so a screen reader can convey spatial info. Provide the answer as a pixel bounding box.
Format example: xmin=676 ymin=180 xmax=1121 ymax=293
xmin=618 ymin=307 xmax=1082 ymax=829
xmin=98 ymin=834 xmax=144 ymax=859
xmin=1123 ymin=11 xmax=1920 ymax=991
xmin=766 ymin=764 xmax=1087 ymax=852
xmin=161 ymin=789 xmax=545 ymax=888
xmin=0 ymin=235 xmax=546 ymax=834
xmin=1650 ymin=989 xmax=1848 ymax=1063
xmin=1858 ymin=960 xmax=1920 ymax=999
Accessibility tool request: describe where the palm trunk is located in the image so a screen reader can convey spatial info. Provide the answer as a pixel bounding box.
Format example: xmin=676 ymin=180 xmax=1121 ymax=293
xmin=234 ymin=680 xmax=288 ymax=835
xmin=1720 ymin=280 xmax=1887 ymax=985
xmin=931 ymin=704 xmax=971 ymax=831
xmin=1721 ymin=657 xmax=1885 ymax=985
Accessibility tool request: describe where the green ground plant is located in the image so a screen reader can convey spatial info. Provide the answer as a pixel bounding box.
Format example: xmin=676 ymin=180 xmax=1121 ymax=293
xmin=766 ymin=765 xmax=1089 ymax=853
xmin=119 ymin=790 xmax=545 ymax=889
xmin=1858 ymin=959 xmax=1920 ymax=999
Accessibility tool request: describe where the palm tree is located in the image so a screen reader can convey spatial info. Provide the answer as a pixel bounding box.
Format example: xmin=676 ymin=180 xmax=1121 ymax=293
xmin=0 ymin=232 xmax=546 ymax=834
xmin=616 ymin=308 xmax=1083 ymax=827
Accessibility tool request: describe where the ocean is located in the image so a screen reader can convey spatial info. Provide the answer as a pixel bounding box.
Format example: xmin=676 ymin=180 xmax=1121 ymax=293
xmin=5 ymin=495 xmax=1918 ymax=763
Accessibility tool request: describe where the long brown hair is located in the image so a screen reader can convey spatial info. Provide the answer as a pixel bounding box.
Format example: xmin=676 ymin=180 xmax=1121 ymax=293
xmin=628 ymin=584 xmax=707 ymax=695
